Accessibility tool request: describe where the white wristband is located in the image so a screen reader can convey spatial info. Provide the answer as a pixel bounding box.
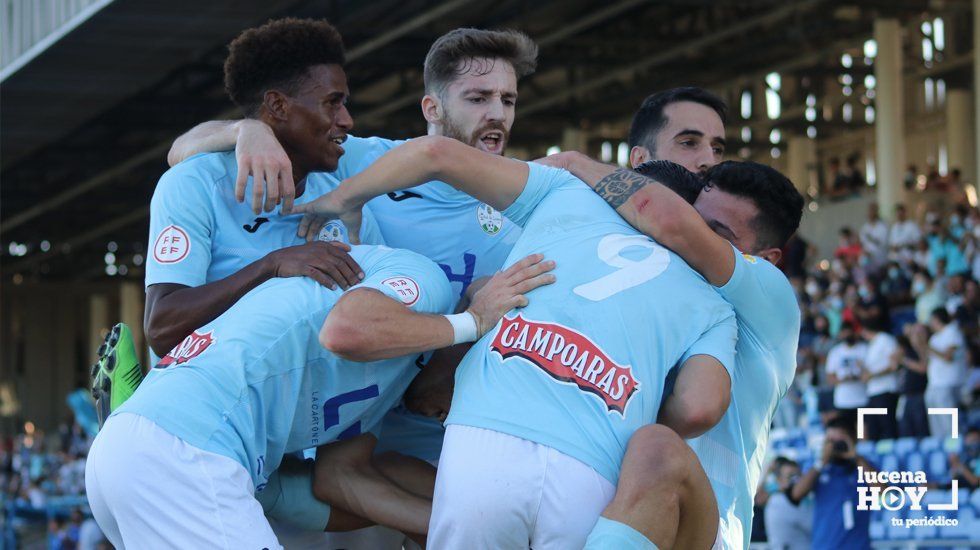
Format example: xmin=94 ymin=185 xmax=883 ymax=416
xmin=445 ymin=312 xmax=478 ymax=345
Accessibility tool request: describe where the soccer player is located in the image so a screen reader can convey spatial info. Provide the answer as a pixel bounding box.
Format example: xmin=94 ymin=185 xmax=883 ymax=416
xmin=85 ymin=243 xmax=554 ymax=548
xmin=291 ymin=134 xmax=739 ymax=548
xmin=535 ymin=138 xmax=804 ymax=547
xmin=167 ymin=28 xmax=539 ymax=546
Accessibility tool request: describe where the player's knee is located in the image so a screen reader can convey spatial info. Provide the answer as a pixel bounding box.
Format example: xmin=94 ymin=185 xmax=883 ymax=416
xmin=621 ymin=425 xmax=692 ymax=490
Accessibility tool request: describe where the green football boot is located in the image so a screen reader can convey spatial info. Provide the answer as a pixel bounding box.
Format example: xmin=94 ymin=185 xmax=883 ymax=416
xmin=91 ymin=323 xmax=144 ymax=427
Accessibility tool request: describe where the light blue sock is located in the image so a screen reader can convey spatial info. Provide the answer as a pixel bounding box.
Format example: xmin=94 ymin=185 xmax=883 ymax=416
xmin=584 ymin=517 xmax=658 ymax=550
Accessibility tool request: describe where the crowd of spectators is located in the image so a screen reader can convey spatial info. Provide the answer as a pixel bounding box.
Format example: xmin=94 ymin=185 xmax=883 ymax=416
xmin=756 ymin=199 xmax=980 ymax=548
xmin=1 ymin=417 xmax=106 ymax=549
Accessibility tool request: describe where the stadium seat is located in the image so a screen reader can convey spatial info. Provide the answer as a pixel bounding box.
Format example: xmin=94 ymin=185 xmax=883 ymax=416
xmin=928 ymin=451 xmax=950 ymax=484
xmin=919 ymin=436 xmax=943 ymax=454
xmin=907 ymin=508 xmax=938 ymax=540
xmin=876 ymin=438 xmax=896 ymax=456
xmin=894 ymin=436 xmax=917 ymax=458
xmin=970 ymin=488 xmax=980 ymax=515
xmin=886 ymin=508 xmax=911 ymax=540
xmin=944 ymin=437 xmax=963 ymax=454
xmin=869 ymin=513 xmax=886 ymax=541
xmin=856 ymin=440 xmax=876 ymax=457
xmin=880 ymin=453 xmax=900 ymax=473
xmin=905 ymin=449 xmax=926 ymax=473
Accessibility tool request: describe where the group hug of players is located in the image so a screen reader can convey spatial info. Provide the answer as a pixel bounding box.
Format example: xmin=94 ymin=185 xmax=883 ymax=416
xmin=83 ymin=16 xmax=806 ymax=550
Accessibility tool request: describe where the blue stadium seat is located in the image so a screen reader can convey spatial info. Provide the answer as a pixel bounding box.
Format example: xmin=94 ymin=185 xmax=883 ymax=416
xmin=904 ymin=449 xmax=926 ymax=473
xmin=908 ymin=508 xmax=938 ymax=540
xmin=886 ymin=508 xmax=912 ymax=540
xmin=876 ymin=438 xmax=896 ymax=456
xmin=970 ymin=488 xmax=980 ymax=515
xmin=880 ymin=453 xmax=900 ymax=473
xmin=894 ymin=436 xmax=917 ymax=458
xmin=856 ymin=440 xmax=876 ymax=457
xmin=919 ymin=436 xmax=943 ymax=454
xmin=928 ymin=450 xmax=950 ymax=484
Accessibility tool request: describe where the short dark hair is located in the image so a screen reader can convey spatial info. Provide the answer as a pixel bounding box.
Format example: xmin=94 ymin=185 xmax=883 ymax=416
xmin=931 ymin=306 xmax=951 ymax=325
xmin=633 ymin=160 xmax=704 ymax=205
xmin=704 ymin=161 xmax=804 ymax=250
xmin=224 ymin=18 xmax=346 ymax=117
xmin=628 ymin=87 xmax=728 ymax=152
xmin=423 ymin=28 xmax=537 ymax=97
xmin=825 ymin=416 xmax=857 ymax=442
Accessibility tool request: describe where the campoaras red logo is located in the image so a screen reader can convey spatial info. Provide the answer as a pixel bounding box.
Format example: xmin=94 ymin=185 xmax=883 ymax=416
xmin=157 ymin=330 xmax=215 ymax=367
xmin=490 ymin=315 xmax=640 ymax=415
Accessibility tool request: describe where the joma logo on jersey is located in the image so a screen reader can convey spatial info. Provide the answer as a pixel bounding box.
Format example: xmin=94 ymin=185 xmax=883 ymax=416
xmin=490 ymin=315 xmax=640 ymax=415
xmin=157 ymin=330 xmax=215 ymax=367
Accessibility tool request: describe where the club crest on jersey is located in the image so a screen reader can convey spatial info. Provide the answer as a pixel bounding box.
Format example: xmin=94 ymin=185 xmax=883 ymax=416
xmin=317 ymin=220 xmax=348 ymax=244
xmin=490 ymin=315 xmax=640 ymax=415
xmin=157 ymin=330 xmax=215 ymax=368
xmin=153 ymin=225 xmax=191 ymax=264
xmin=477 ymin=204 xmax=503 ymax=235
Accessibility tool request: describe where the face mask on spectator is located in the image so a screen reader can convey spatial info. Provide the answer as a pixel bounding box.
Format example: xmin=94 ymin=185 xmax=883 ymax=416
xmin=805 ymin=281 xmax=819 ymax=297
xmin=859 ymin=256 xmax=870 ymax=267
xmin=858 ymin=287 xmax=871 ymax=299
xmin=951 ymin=214 xmax=962 ymax=226
xmin=912 ymin=280 xmax=927 ymax=296
xmin=888 ymin=267 xmax=900 ymax=280
xmin=829 ymin=296 xmax=844 ymax=310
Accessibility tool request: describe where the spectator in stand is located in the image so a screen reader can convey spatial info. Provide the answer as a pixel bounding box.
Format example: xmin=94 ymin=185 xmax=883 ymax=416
xmin=949 ymin=427 xmax=980 ymax=489
xmin=780 ymin=233 xmax=810 ymax=280
xmin=861 ymin=316 xmax=900 ymax=440
xmin=791 ymin=417 xmax=876 ymax=550
xmin=896 ymin=324 xmax=930 ymax=438
xmin=967 ymin=207 xmax=980 ymax=240
xmin=879 ymin=262 xmax=911 ymax=306
xmin=914 ymin=307 xmax=967 ymax=440
xmin=903 ymin=164 xmax=918 ymax=191
xmin=826 ymin=323 xmax=869 ymax=425
xmin=855 ymin=278 xmax=890 ymax=333
xmin=913 ymin=238 xmax=931 ymax=272
xmin=763 ymin=458 xmax=812 ymax=550
xmin=949 ymin=204 xmax=969 ymax=240
xmin=888 ymin=204 xmax=921 ymax=266
xmin=846 ymin=153 xmax=865 ymax=191
xmin=835 ymin=227 xmax=863 ymax=264
xmin=945 ymin=273 xmax=967 ymax=316
xmin=928 ymin=223 xmax=970 ymax=276
xmin=913 ymin=269 xmax=947 ymax=324
xmin=860 ymin=202 xmax=889 ymax=269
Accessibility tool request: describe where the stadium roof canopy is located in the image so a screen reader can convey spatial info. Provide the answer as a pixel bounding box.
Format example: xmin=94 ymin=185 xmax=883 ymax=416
xmin=0 ymin=0 xmax=965 ymax=281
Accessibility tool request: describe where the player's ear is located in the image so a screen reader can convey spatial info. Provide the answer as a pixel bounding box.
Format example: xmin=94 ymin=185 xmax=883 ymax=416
xmin=758 ymin=247 xmax=782 ymax=265
xmin=262 ymin=90 xmax=290 ymax=122
xmin=629 ymin=146 xmax=650 ymax=169
xmin=422 ymin=94 xmax=442 ymax=124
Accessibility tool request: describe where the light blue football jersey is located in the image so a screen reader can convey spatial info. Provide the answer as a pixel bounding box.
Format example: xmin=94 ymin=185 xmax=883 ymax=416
xmin=445 ymin=163 xmax=738 ymax=484
xmin=334 ymin=135 xmax=523 ymax=461
xmin=687 ymin=249 xmax=800 ymax=549
xmin=335 ymin=136 xmax=521 ymax=301
xmin=146 ymin=151 xmax=384 ymax=290
xmin=118 ymin=245 xmax=453 ymax=489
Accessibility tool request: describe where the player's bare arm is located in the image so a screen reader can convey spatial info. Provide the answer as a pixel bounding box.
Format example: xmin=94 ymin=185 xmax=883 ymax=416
xmin=293 ymin=135 xmax=530 ymax=239
xmin=145 ymin=241 xmax=362 ymax=357
xmin=320 ymin=253 xmax=555 ymax=361
xmin=536 ymin=151 xmax=735 ymax=286
xmin=169 ymin=118 xmax=296 ymax=215
xmin=657 ymin=354 xmax=731 ymax=438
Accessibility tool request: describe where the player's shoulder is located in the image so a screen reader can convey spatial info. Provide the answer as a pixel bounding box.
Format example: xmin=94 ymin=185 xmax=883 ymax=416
xmin=156 ymin=151 xmax=234 ymax=195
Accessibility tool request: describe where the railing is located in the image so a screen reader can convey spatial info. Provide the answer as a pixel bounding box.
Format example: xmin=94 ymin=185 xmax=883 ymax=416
xmin=1 ymin=0 xmax=113 ymax=81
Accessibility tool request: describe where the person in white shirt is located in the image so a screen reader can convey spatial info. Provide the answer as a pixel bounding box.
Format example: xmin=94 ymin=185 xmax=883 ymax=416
xmin=862 ymin=318 xmax=900 ymax=440
xmin=825 ymin=324 xmax=869 ymax=425
xmin=764 ymin=459 xmax=812 ymax=550
xmin=860 ymin=202 xmax=889 ymax=269
xmin=888 ymin=203 xmax=922 ymax=266
xmin=912 ymin=307 xmax=967 ymax=439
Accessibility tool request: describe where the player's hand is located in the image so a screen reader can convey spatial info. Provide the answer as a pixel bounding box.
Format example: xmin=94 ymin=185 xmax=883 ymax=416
xmin=264 ymin=241 xmax=364 ymax=290
xmin=234 ymin=120 xmax=295 ymax=215
xmin=293 ymin=189 xmax=362 ymax=244
xmin=466 ymin=253 xmax=556 ymax=336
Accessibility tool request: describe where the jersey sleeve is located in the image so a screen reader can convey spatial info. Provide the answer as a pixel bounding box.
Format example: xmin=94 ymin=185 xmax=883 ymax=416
xmin=352 ymin=249 xmax=454 ymax=316
xmin=717 ymin=245 xmax=802 ymax=355
xmin=680 ymin=304 xmax=738 ymax=379
xmin=502 ymin=162 xmax=581 ymax=228
xmin=334 ymin=135 xmax=400 ymax=180
xmin=145 ymin=162 xmax=217 ymax=288
xmin=357 ymin=204 xmax=386 ymax=246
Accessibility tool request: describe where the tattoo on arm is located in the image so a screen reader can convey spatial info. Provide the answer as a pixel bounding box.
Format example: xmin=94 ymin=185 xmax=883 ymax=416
xmin=594 ymin=169 xmax=650 ymax=209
